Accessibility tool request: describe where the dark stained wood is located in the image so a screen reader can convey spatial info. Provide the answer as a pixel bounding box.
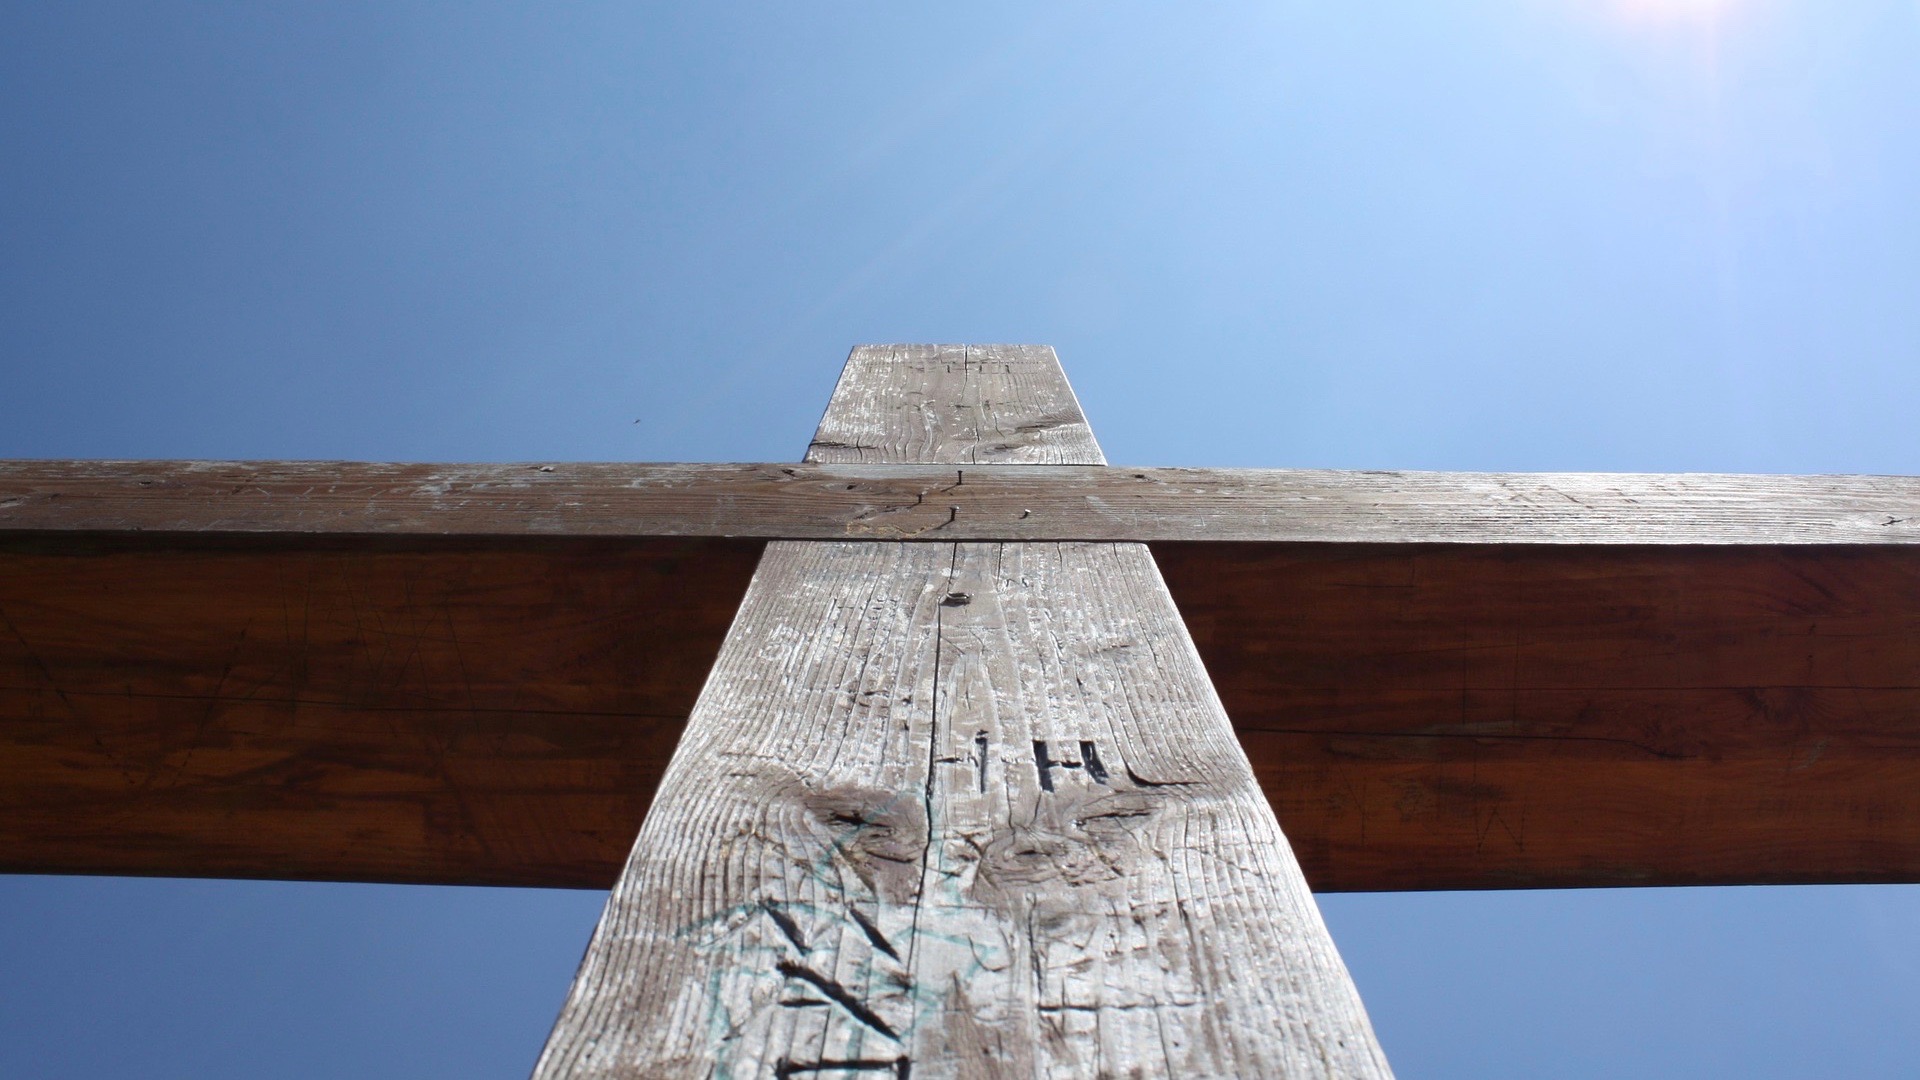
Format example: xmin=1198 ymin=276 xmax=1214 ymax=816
xmin=1158 ymin=541 xmax=1920 ymax=891
xmin=0 ymin=533 xmax=758 ymax=887
xmin=6 ymin=537 xmax=1920 ymax=893
xmin=8 ymin=459 xmax=1919 ymax=545
xmin=536 ymin=345 xmax=1390 ymax=1078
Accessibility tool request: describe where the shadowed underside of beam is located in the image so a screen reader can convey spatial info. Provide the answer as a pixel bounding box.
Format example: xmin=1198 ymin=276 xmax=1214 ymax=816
xmin=1157 ymin=541 xmax=1920 ymax=891
xmin=0 ymin=535 xmax=761 ymax=887
xmin=4 ymin=550 xmax=1920 ymax=892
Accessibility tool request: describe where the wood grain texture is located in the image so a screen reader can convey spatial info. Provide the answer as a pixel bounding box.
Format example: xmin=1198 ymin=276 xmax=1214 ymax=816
xmin=1158 ymin=542 xmax=1920 ymax=891
xmin=8 ymin=537 xmax=1920 ymax=893
xmin=805 ymin=344 xmax=1105 ymax=465
xmin=537 ymin=345 xmax=1390 ymax=1077
xmin=535 ymin=541 xmax=1388 ymax=1078
xmin=9 ymin=459 xmax=1918 ymax=545
xmin=9 ymin=340 xmax=1920 ymax=899
xmin=0 ymin=535 xmax=757 ymax=886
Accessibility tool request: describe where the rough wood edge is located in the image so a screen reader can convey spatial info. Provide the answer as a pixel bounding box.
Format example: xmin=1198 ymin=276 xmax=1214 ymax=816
xmin=6 ymin=460 xmax=1917 ymax=544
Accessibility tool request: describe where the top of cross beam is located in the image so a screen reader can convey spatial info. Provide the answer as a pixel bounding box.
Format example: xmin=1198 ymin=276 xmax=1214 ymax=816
xmin=8 ymin=345 xmax=1920 ymax=545
xmin=4 ymin=459 xmax=1919 ymax=545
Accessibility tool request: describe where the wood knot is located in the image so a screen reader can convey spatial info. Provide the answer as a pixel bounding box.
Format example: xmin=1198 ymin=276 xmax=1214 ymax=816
xmin=941 ymin=592 xmax=972 ymax=607
xmin=801 ymin=789 xmax=927 ymax=901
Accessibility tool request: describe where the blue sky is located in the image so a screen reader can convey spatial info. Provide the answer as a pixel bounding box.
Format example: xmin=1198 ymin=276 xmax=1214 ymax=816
xmin=3 ymin=2 xmax=1919 ymax=1075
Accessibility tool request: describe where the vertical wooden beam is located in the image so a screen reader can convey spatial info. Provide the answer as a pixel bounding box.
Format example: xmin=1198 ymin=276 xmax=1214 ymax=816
xmin=805 ymin=343 xmax=1106 ymax=466
xmin=535 ymin=346 xmax=1390 ymax=1077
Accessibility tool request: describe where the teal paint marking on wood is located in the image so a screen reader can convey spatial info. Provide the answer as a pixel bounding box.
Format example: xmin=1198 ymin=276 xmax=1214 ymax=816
xmin=532 ymin=346 xmax=1392 ymax=1077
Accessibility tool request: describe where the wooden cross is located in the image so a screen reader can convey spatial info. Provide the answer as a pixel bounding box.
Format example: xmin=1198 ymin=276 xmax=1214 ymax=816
xmin=5 ymin=344 xmax=1918 ymax=1076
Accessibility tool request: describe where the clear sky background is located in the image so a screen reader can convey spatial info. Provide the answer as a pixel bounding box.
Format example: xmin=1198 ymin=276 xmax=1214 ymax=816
xmin=3 ymin=2 xmax=1919 ymax=1076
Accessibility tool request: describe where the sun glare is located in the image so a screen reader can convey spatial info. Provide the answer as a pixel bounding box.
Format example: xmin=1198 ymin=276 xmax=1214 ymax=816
xmin=1608 ymin=0 xmax=1741 ymax=24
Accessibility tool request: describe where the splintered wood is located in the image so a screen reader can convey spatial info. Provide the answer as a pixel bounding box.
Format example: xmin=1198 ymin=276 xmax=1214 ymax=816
xmin=534 ymin=345 xmax=1389 ymax=1077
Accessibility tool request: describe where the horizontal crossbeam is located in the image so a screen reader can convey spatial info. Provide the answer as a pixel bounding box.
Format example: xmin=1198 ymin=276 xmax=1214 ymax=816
xmin=6 ymin=459 xmax=1919 ymax=544
xmin=4 ymin=533 xmax=1918 ymax=890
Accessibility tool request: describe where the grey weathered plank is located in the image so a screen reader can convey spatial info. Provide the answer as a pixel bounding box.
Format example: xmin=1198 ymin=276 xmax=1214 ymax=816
xmin=533 ymin=541 xmax=1391 ymax=1077
xmin=805 ymin=344 xmax=1106 ymax=465
xmin=534 ymin=345 xmax=1390 ymax=1076
xmin=8 ymin=459 xmax=1918 ymax=545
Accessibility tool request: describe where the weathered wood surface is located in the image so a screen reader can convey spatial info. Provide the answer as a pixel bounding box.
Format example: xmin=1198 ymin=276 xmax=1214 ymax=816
xmin=536 ymin=345 xmax=1390 ymax=1077
xmin=534 ymin=541 xmax=1390 ymax=1077
xmin=804 ymin=343 xmax=1107 ymax=466
xmin=8 ymin=458 xmax=1919 ymax=545
xmin=7 ymin=542 xmax=1920 ymax=893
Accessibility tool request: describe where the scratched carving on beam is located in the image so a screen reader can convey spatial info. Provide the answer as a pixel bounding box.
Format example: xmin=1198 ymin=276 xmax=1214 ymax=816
xmin=532 ymin=345 xmax=1389 ymax=1076
xmin=534 ymin=540 xmax=1388 ymax=1076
